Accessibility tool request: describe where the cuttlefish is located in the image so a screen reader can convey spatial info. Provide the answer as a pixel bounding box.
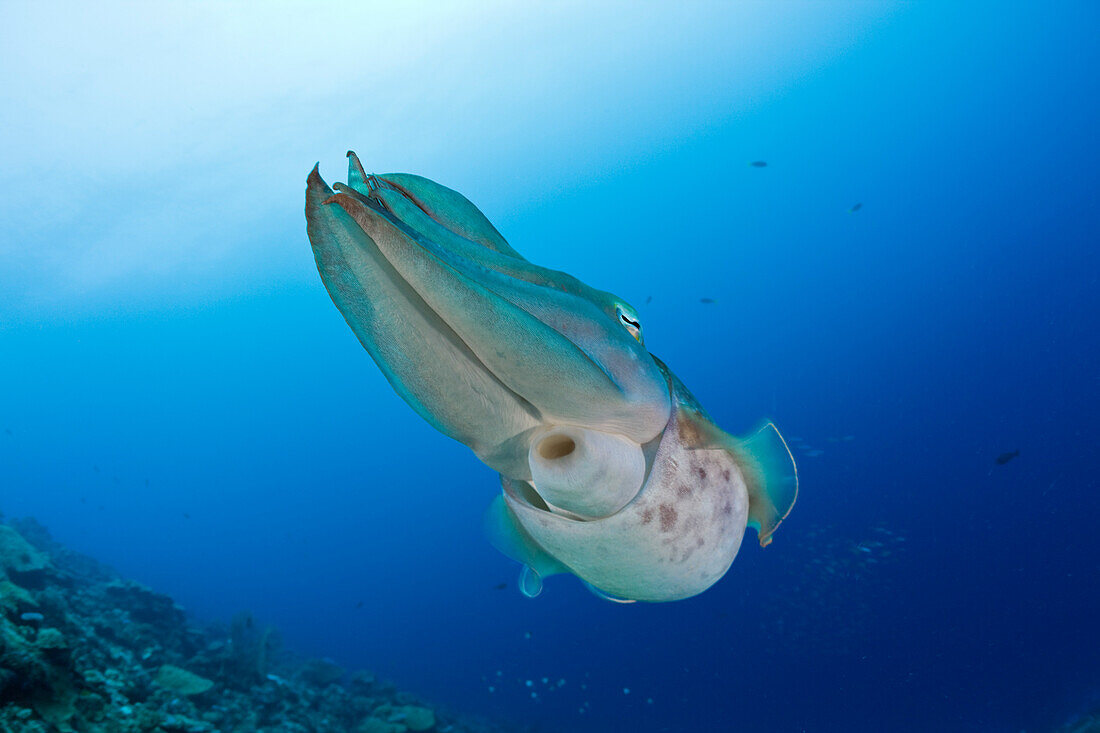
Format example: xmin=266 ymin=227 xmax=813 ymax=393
xmin=305 ymin=152 xmax=797 ymax=602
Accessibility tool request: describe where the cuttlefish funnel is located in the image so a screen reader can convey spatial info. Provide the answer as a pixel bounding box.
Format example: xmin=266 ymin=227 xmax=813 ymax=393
xmin=528 ymin=427 xmax=646 ymax=519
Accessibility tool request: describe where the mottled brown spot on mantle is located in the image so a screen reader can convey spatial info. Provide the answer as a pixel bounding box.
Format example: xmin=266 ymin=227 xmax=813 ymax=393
xmin=721 ymin=501 xmax=733 ymax=516
xmin=722 ymin=468 xmax=731 ymax=481
xmin=678 ymin=419 xmax=703 ymax=447
xmin=659 ymin=504 xmax=678 ymax=532
xmin=694 ymin=466 xmax=707 ymax=480
xmin=676 ymin=484 xmax=692 ymax=497
xmin=641 ymin=508 xmax=654 ymax=525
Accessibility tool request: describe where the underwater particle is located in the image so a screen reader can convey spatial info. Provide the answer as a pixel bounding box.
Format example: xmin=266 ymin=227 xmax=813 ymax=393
xmin=531 ymin=692 xmax=538 ymax=699
xmin=524 ymin=631 xmax=531 ymax=639
xmin=541 ymin=677 xmax=549 ymax=684
xmin=806 ymin=449 xmax=825 ymax=458
xmin=623 ymin=687 xmax=631 ymax=695
xmin=496 ymin=670 xmax=502 ymax=676
xmin=525 ymin=680 xmax=533 ymax=687
xmin=557 ymin=678 xmax=566 ymax=687
xmin=849 ymin=203 xmax=863 ymax=213
xmin=647 ymin=697 xmax=654 ymax=704
xmin=749 ymin=160 xmax=768 ymax=167
xmin=996 ymin=449 xmax=1020 ymax=465
xmin=20 ymin=611 xmax=44 ymax=623
xmin=700 ymin=297 xmax=716 ymax=304
xmin=488 ymin=686 xmax=495 ymax=693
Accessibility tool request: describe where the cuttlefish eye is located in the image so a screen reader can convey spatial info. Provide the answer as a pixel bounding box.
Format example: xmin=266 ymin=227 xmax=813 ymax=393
xmin=615 ymin=305 xmax=643 ymax=344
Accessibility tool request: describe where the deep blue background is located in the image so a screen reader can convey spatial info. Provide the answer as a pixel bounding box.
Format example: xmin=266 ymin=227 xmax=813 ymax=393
xmin=2 ymin=4 xmax=1098 ymax=732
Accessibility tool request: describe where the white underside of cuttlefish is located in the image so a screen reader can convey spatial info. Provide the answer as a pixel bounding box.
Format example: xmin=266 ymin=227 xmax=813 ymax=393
xmin=305 ymin=152 xmax=797 ymax=602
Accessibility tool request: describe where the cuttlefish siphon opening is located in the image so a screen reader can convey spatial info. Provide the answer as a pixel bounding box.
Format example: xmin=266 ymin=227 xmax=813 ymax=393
xmin=538 ymin=434 xmax=577 ymax=460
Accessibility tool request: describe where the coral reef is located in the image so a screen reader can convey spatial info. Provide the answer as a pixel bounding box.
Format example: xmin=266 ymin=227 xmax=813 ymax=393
xmin=0 ymin=516 xmax=516 ymax=733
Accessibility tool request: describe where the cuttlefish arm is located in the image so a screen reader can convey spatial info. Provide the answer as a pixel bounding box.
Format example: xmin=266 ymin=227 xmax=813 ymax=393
xmin=307 ymin=155 xmax=669 ymax=473
xmin=306 ymin=152 xmax=796 ymax=601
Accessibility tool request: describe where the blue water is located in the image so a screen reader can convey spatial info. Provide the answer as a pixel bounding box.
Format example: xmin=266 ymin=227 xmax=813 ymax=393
xmin=2 ymin=3 xmax=1098 ymax=731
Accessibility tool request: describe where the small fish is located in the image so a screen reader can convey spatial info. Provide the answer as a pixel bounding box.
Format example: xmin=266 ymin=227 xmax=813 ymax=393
xmin=183 ymin=513 xmax=191 ymax=520
xmin=645 ymin=295 xmax=652 ymax=305
xmin=749 ymin=160 xmax=768 ymax=168
xmin=355 ymin=600 xmax=364 ymax=609
xmin=700 ymin=297 xmax=717 ymax=304
xmin=996 ymin=449 xmax=1020 ymax=465
xmin=493 ymin=582 xmax=507 ymax=590
xmin=848 ymin=203 xmax=862 ymax=213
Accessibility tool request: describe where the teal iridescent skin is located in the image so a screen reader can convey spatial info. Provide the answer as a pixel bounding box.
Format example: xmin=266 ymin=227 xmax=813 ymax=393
xmin=306 ymin=152 xmax=797 ymax=602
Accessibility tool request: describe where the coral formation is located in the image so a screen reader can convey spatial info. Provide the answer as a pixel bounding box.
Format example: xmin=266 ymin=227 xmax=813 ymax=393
xmin=153 ymin=665 xmax=213 ymax=696
xmin=0 ymin=516 xmax=517 ymax=732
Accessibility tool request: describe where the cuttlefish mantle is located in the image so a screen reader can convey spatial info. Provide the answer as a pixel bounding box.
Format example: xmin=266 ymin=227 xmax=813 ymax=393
xmin=305 ymin=151 xmax=797 ymax=602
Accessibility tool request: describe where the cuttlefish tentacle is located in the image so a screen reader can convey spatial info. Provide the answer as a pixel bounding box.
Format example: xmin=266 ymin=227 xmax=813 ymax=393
xmin=305 ymin=151 xmax=797 ymax=602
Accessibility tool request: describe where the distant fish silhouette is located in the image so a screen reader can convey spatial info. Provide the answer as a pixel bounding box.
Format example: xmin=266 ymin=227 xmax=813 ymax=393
xmin=848 ymin=203 xmax=862 ymax=213
xmin=645 ymin=295 xmax=652 ymax=305
xmin=355 ymin=600 xmax=364 ymax=609
xmin=494 ymin=582 xmax=508 ymax=590
xmin=183 ymin=513 xmax=191 ymax=520
xmin=995 ymin=449 xmax=1020 ymax=465
xmin=749 ymin=160 xmax=767 ymax=168
xmin=700 ymin=297 xmax=716 ymax=304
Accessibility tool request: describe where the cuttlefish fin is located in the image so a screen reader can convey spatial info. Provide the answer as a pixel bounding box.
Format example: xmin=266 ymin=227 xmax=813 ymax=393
xmin=650 ymin=356 xmax=797 ymax=545
xmin=485 ymin=493 xmax=569 ymax=598
xmin=737 ymin=421 xmax=798 ymax=546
